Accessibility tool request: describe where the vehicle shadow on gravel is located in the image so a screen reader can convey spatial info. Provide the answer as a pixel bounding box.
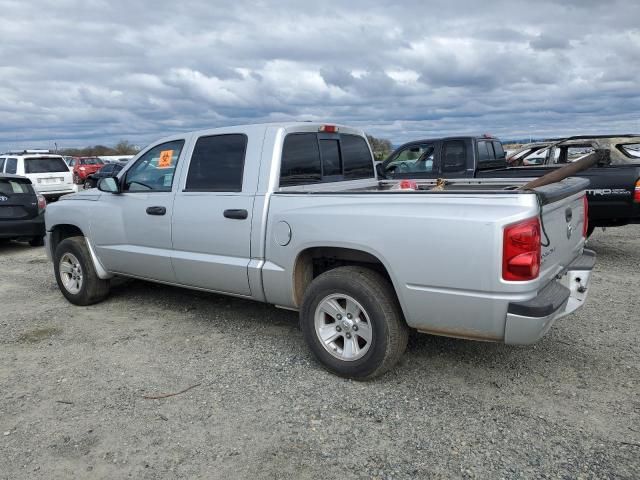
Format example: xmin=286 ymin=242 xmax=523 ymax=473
xmin=107 ymin=278 xmax=299 ymax=329
xmin=0 ymin=240 xmax=37 ymax=253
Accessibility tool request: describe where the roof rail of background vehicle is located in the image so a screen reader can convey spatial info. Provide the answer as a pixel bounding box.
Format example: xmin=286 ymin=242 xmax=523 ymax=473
xmin=3 ymin=149 xmax=51 ymax=154
xmin=528 ymin=134 xmax=640 ymax=143
xmin=394 ymin=134 xmax=502 ymax=144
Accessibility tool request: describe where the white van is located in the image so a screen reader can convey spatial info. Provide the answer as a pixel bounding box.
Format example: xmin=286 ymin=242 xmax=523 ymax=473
xmin=0 ymin=151 xmax=74 ymax=200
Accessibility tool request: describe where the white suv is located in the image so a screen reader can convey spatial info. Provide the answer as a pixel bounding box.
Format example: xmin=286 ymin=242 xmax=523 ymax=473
xmin=0 ymin=151 xmax=74 ymax=200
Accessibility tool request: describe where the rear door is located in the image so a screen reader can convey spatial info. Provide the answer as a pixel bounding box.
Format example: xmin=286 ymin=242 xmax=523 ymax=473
xmin=171 ymin=133 xmax=255 ymax=295
xmin=0 ymin=177 xmax=38 ymax=222
xmin=440 ymin=139 xmax=469 ymax=177
xmin=23 ymin=156 xmax=72 ymax=193
xmin=91 ymin=139 xmax=187 ymax=281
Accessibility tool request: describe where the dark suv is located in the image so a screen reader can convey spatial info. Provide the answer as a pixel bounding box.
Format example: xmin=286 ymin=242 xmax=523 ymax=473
xmin=0 ymin=174 xmax=46 ymax=246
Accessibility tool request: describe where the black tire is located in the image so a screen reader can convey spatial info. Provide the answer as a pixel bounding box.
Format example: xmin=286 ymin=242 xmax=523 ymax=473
xmin=300 ymin=266 xmax=409 ymax=379
xmin=29 ymin=236 xmax=44 ymax=247
xmin=54 ymin=236 xmax=110 ymax=305
xmin=586 ymin=225 xmax=595 ymax=238
xmin=73 ymin=173 xmax=80 ymax=184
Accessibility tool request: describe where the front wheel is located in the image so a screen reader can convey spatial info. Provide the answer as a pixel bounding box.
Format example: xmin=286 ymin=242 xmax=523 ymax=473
xmin=54 ymin=236 xmax=110 ymax=305
xmin=300 ymin=266 xmax=408 ymax=379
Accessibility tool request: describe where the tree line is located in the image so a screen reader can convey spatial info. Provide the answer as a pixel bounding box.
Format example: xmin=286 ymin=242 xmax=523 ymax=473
xmin=59 ymin=140 xmax=139 ymax=157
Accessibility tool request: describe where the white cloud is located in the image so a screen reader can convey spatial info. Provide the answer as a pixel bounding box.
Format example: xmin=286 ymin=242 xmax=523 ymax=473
xmin=0 ymin=0 xmax=638 ymax=150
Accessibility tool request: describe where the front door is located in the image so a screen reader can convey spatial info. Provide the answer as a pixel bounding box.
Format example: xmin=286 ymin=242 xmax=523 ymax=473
xmin=171 ymin=133 xmax=254 ymax=296
xmin=383 ymin=143 xmax=439 ymax=179
xmin=91 ymin=138 xmax=187 ymax=282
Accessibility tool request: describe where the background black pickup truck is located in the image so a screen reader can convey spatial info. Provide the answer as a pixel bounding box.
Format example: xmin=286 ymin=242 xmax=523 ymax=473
xmin=379 ymin=135 xmax=640 ymax=236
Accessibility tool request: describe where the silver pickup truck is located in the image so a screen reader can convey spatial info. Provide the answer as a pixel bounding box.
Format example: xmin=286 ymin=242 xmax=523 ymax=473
xmin=45 ymin=122 xmax=595 ymax=379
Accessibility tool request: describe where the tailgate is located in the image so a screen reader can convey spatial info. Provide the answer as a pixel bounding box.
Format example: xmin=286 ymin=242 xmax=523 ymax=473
xmin=533 ymin=178 xmax=589 ymax=284
xmin=0 ymin=180 xmax=38 ymax=220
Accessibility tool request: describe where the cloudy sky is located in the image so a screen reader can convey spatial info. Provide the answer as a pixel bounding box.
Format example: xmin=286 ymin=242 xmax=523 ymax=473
xmin=1 ymin=0 xmax=639 ymax=150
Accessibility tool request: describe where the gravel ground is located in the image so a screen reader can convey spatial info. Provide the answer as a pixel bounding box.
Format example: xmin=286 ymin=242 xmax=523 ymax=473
xmin=1 ymin=226 xmax=639 ymax=479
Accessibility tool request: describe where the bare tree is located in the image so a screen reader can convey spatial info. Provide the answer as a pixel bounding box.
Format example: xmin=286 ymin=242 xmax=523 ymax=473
xmin=366 ymin=134 xmax=393 ymax=161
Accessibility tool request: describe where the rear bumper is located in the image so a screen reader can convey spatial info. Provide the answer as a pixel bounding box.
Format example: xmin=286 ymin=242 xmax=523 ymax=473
xmin=0 ymin=215 xmax=45 ymax=239
xmin=40 ymin=188 xmax=75 ymax=199
xmin=504 ymin=249 xmax=596 ymax=344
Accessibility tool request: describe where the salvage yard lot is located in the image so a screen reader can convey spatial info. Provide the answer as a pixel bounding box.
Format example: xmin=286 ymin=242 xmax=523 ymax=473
xmin=1 ymin=227 xmax=639 ymax=479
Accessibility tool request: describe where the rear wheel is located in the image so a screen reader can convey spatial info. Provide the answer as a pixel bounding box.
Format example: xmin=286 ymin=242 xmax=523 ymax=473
xmin=586 ymin=225 xmax=596 ymax=238
xmin=300 ymin=266 xmax=408 ymax=379
xmin=54 ymin=236 xmax=110 ymax=305
xmin=73 ymin=173 xmax=80 ymax=184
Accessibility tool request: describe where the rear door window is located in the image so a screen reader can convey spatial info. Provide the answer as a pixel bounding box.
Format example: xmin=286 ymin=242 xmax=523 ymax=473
xmin=561 ymin=145 xmax=595 ymax=163
xmin=24 ymin=157 xmax=69 ymax=173
xmin=5 ymin=158 xmax=17 ymax=174
xmin=185 ymin=134 xmax=247 ymax=192
xmin=442 ymin=141 xmax=467 ymax=173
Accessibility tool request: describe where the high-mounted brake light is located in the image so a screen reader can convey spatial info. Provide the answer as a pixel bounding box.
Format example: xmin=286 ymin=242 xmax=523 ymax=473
xmin=582 ymin=195 xmax=589 ymax=238
xmin=502 ymin=217 xmax=541 ymax=281
xmin=319 ymin=125 xmax=338 ymax=133
xmin=634 ymin=178 xmax=640 ymax=203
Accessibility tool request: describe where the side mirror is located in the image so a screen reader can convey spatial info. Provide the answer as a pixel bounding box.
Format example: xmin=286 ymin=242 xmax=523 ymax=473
xmin=98 ymin=177 xmax=120 ymax=194
xmin=376 ymin=162 xmax=386 ymax=179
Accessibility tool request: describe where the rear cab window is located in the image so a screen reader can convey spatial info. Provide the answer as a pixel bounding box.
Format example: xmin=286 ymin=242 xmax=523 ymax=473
xmin=280 ymin=132 xmax=373 ymax=187
xmin=0 ymin=158 xmax=5 ymax=171
xmin=24 ymin=157 xmax=69 ymax=173
xmin=476 ymin=140 xmax=507 ymax=169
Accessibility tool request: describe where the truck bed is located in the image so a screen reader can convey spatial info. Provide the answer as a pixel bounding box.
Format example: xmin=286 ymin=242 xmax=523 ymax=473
xmin=279 ymin=177 xmax=589 ymax=206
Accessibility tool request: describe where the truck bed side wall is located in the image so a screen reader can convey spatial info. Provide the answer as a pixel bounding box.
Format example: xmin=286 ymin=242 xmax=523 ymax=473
xmin=263 ymin=193 xmax=542 ymax=340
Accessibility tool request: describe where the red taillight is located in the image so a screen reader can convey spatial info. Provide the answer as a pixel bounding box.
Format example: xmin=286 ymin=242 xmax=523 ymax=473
xmin=319 ymin=125 xmax=338 ymax=133
xmin=582 ymin=195 xmax=589 ymax=238
xmin=399 ymin=179 xmax=418 ymax=190
xmin=502 ymin=217 xmax=541 ymax=281
xmin=634 ymin=179 xmax=640 ymax=203
xmin=37 ymin=194 xmax=46 ymax=213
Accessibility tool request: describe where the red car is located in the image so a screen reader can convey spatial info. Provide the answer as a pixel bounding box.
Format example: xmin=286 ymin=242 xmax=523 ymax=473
xmin=67 ymin=157 xmax=105 ymax=184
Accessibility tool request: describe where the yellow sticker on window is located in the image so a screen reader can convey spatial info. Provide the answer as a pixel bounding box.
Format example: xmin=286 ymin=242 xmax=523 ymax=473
xmin=158 ymin=150 xmax=174 ymax=169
